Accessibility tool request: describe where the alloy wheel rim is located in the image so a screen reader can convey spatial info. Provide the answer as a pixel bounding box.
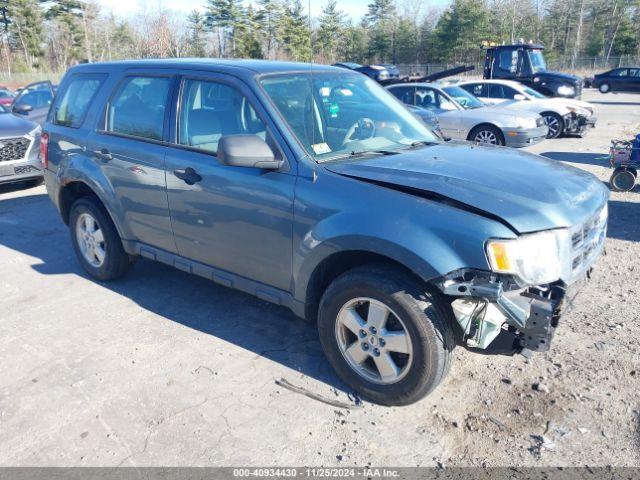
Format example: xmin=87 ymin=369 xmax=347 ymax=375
xmin=601 ymin=84 xmax=609 ymax=92
xmin=475 ymin=130 xmax=498 ymax=144
xmin=76 ymin=213 xmax=106 ymax=268
xmin=545 ymin=115 xmax=560 ymax=136
xmin=335 ymin=297 xmax=413 ymax=385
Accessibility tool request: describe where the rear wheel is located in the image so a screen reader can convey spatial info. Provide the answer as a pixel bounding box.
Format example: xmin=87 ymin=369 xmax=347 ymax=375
xmin=599 ymin=82 xmax=611 ymax=94
xmin=610 ymin=167 xmax=637 ymax=192
xmin=542 ymin=112 xmax=564 ymax=139
xmin=69 ymin=196 xmax=132 ymax=281
xmin=469 ymin=125 xmax=504 ymax=146
xmin=317 ymin=264 xmax=455 ymax=406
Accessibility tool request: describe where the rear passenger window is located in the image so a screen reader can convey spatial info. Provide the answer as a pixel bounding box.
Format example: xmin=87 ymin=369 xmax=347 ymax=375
xmin=178 ymin=79 xmax=266 ymax=154
xmin=53 ymin=75 xmax=104 ymax=128
xmin=107 ymin=76 xmax=171 ymax=141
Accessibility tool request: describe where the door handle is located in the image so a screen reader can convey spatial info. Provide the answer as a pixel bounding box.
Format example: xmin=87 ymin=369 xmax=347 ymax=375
xmin=94 ymin=148 xmax=113 ymax=161
xmin=173 ymin=167 xmax=202 ymax=185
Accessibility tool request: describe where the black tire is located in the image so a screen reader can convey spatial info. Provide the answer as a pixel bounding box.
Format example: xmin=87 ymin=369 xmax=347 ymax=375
xmin=610 ymin=167 xmax=637 ymax=192
xmin=468 ymin=124 xmax=505 ymax=146
xmin=599 ymin=82 xmax=611 ymax=94
xmin=318 ymin=264 xmax=455 ymax=406
xmin=69 ymin=196 xmax=132 ymax=281
xmin=542 ymin=112 xmax=564 ymax=139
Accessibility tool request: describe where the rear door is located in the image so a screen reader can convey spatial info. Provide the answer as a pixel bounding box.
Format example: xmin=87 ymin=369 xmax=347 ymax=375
xmin=163 ymin=72 xmax=295 ymax=291
xmin=87 ymin=71 xmax=177 ymax=253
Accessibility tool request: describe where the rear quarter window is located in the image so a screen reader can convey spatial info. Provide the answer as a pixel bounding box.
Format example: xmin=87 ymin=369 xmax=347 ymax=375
xmin=53 ymin=74 xmax=106 ymax=128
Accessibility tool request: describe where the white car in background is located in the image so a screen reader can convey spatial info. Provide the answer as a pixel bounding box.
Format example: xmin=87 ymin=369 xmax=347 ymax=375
xmin=458 ymin=79 xmax=597 ymax=139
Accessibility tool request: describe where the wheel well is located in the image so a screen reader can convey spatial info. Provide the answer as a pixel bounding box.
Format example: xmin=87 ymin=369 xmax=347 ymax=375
xmin=59 ymin=181 xmax=99 ymax=224
xmin=304 ymin=250 xmax=422 ymax=322
xmin=467 ymin=123 xmax=505 ymax=143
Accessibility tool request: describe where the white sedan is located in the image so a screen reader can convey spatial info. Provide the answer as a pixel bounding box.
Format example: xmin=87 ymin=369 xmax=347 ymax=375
xmin=458 ymin=79 xmax=597 ymax=139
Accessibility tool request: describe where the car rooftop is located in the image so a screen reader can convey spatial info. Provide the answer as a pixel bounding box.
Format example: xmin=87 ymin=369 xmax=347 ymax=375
xmin=69 ymin=58 xmax=345 ymax=75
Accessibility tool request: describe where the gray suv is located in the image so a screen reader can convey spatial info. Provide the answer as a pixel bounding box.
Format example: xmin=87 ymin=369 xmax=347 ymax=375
xmin=43 ymin=60 xmax=608 ymax=406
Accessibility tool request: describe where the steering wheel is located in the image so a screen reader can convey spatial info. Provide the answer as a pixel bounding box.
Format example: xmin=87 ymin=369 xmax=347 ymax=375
xmin=342 ymin=118 xmax=376 ymax=146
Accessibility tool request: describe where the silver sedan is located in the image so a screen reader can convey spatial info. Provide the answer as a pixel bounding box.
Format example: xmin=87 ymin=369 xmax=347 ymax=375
xmin=387 ymin=83 xmax=548 ymax=148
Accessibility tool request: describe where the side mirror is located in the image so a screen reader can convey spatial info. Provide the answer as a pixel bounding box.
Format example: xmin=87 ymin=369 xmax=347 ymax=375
xmin=13 ymin=103 xmax=33 ymax=115
xmin=217 ymin=134 xmax=283 ymax=170
xmin=513 ymin=94 xmax=526 ymax=101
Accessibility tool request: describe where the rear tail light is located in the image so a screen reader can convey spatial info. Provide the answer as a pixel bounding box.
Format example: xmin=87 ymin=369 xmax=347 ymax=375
xmin=40 ymin=132 xmax=49 ymax=169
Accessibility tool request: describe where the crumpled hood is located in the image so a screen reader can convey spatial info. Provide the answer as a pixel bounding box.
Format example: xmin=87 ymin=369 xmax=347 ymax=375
xmin=0 ymin=113 xmax=38 ymax=138
xmin=324 ymin=141 xmax=608 ymax=234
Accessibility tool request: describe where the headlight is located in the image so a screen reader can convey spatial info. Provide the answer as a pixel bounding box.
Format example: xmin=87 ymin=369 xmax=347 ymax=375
xmin=486 ymin=230 xmax=563 ymax=285
xmin=27 ymin=124 xmax=42 ymax=138
xmin=557 ymin=85 xmax=575 ymax=96
xmin=515 ymin=116 xmax=537 ymax=129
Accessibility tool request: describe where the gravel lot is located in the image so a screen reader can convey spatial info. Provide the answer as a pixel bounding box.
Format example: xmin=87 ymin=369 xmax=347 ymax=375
xmin=0 ymin=90 xmax=638 ymax=467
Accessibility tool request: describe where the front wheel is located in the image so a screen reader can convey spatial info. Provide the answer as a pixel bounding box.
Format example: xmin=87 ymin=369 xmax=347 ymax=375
xmin=599 ymin=82 xmax=611 ymax=93
xmin=318 ymin=264 xmax=455 ymax=406
xmin=610 ymin=167 xmax=637 ymax=192
xmin=542 ymin=112 xmax=564 ymax=139
xmin=69 ymin=196 xmax=133 ymax=281
xmin=469 ymin=125 xmax=505 ymax=146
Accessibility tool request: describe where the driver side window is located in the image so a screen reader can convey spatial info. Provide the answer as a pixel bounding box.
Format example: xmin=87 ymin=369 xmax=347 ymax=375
xmin=178 ymin=79 xmax=266 ymax=154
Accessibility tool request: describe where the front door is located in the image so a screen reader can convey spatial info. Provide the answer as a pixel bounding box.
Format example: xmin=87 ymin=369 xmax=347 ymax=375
xmin=164 ymin=75 xmax=295 ymax=291
xmin=89 ymin=73 xmax=177 ymax=253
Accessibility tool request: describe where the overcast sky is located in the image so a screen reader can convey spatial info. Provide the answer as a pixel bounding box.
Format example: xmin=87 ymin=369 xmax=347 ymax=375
xmin=96 ymin=0 xmax=449 ymax=22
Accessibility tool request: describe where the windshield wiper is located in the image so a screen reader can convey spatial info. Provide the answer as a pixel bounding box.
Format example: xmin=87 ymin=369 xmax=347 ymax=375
xmin=318 ymin=149 xmax=400 ymax=163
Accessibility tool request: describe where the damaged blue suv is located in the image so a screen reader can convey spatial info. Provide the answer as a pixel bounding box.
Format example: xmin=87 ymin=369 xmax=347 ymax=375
xmin=43 ymin=60 xmax=608 ymax=405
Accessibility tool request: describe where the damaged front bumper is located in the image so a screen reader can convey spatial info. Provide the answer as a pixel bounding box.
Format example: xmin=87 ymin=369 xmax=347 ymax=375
xmin=437 ymin=270 xmax=588 ymax=356
xmin=564 ymin=112 xmax=597 ymax=136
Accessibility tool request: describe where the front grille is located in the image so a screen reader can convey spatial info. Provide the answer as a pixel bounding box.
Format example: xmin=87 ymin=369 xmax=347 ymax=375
xmin=0 ymin=137 xmax=31 ymax=162
xmin=570 ymin=206 xmax=607 ymax=275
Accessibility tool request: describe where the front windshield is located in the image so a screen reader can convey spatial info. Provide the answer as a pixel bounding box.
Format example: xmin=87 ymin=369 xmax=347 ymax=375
xmin=259 ymin=72 xmax=438 ymax=162
xmin=528 ymin=49 xmax=547 ymax=73
xmin=442 ymin=86 xmax=485 ymax=109
xmin=522 ymin=85 xmax=546 ymax=99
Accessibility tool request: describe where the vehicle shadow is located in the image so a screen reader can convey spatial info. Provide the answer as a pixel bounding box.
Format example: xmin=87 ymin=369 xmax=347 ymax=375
xmin=541 ymin=151 xmax=608 ymax=167
xmin=0 ymin=191 xmax=346 ymax=394
xmin=607 ymin=199 xmax=640 ymax=242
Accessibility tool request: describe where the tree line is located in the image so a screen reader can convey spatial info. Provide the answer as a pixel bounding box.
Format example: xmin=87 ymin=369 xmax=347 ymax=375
xmin=0 ymin=0 xmax=638 ymax=74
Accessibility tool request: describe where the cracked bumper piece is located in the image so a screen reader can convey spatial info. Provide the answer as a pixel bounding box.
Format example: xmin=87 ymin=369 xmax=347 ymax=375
xmin=440 ymin=272 xmax=586 ymax=355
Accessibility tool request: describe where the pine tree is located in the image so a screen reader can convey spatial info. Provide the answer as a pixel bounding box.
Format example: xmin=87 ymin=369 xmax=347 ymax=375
xmin=256 ymin=0 xmax=282 ymax=59
xmin=6 ymin=0 xmax=43 ymax=70
xmin=234 ymin=5 xmax=263 ymax=58
xmin=278 ymin=0 xmax=311 ymax=61
xmin=186 ymin=10 xmax=208 ymax=57
xmin=316 ymin=0 xmax=346 ymax=63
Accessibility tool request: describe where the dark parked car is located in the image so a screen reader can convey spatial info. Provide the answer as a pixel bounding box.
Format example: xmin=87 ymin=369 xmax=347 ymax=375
xmin=43 ymin=59 xmax=607 ymax=405
xmin=11 ymin=80 xmax=56 ymax=125
xmin=0 ymin=104 xmax=42 ymax=186
xmin=592 ymin=67 xmax=640 ymax=93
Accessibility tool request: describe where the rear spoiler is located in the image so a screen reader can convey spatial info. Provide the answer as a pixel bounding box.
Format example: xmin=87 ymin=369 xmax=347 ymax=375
xmin=379 ymin=65 xmax=475 ymax=86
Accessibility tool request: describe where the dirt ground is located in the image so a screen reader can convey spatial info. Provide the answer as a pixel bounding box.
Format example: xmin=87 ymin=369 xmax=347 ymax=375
xmin=0 ymin=89 xmax=638 ymax=468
